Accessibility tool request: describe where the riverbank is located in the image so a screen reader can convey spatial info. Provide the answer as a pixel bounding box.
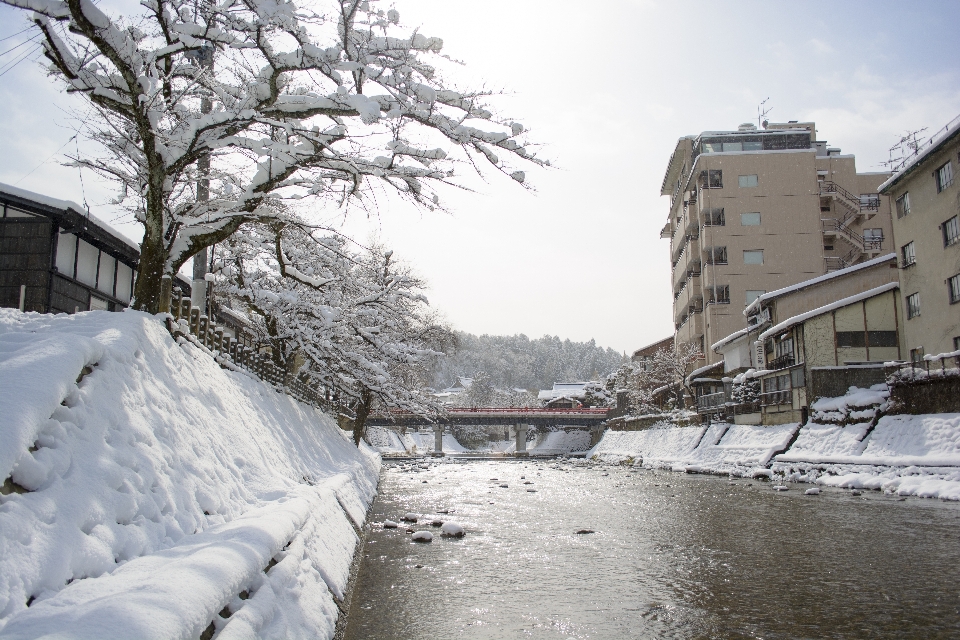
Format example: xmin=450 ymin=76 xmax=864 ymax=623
xmin=0 ymin=310 xmax=380 ymax=639
xmin=588 ymin=394 xmax=960 ymax=500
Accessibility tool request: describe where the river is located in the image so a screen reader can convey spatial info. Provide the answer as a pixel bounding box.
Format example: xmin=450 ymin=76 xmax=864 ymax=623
xmin=343 ymin=458 xmax=960 ymax=639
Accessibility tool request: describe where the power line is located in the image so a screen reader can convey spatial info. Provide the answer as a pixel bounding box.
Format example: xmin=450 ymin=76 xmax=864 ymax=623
xmin=0 ymin=43 xmax=41 ymax=79
xmin=14 ymin=133 xmax=78 ymax=185
xmin=0 ymin=32 xmax=39 ymax=58
xmin=0 ymin=26 xmax=34 ymax=44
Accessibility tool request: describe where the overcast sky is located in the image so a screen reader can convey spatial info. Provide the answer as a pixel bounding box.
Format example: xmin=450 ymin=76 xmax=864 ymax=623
xmin=1 ymin=0 xmax=959 ymax=353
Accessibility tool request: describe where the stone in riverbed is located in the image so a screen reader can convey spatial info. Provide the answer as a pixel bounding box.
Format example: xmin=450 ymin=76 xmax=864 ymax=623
xmin=805 ymin=487 xmax=821 ymax=495
xmin=773 ymin=485 xmax=789 ymax=491
xmin=431 ymin=519 xmax=444 ymax=527
xmin=383 ymin=520 xmax=399 ymax=528
xmin=401 ymin=513 xmax=418 ymax=522
xmin=575 ymin=529 xmax=595 ymax=535
xmin=411 ymin=531 xmax=433 ymax=542
xmin=440 ymin=522 xmax=465 ymax=537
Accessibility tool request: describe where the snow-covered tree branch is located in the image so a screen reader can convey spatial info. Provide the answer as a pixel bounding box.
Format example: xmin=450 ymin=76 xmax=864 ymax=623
xmin=2 ymin=0 xmax=547 ymax=311
xmin=213 ymin=221 xmax=450 ymax=444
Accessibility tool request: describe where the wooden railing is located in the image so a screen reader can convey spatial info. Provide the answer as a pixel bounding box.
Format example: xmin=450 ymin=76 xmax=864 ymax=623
xmin=159 ymin=278 xmax=327 ymax=410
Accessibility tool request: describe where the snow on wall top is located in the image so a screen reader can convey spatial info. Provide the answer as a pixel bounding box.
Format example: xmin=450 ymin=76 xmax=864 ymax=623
xmin=0 ymin=182 xmax=141 ymax=252
xmin=758 ymin=282 xmax=899 ymax=341
xmin=744 ymin=253 xmax=897 ymax=317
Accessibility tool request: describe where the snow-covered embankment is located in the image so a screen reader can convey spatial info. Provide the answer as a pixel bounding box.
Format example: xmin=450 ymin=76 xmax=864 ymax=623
xmin=589 ymin=385 xmax=960 ymax=500
xmin=0 ymin=309 xmax=379 ymax=639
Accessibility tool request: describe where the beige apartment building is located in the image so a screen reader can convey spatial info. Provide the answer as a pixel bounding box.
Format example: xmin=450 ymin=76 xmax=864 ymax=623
xmin=879 ymin=114 xmax=960 ymax=359
xmin=660 ymin=121 xmax=893 ymax=366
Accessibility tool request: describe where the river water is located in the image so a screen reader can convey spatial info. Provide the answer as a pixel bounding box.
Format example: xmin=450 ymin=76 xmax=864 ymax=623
xmin=343 ymin=459 xmax=960 ymax=640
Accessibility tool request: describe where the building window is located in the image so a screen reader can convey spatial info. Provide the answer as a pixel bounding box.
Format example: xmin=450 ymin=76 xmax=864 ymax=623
xmin=895 ymin=192 xmax=911 ymax=218
xmin=910 ymin=347 xmax=924 ymax=363
xmin=790 ymin=367 xmax=805 ymax=388
xmin=935 ymin=161 xmax=954 ymax=193
xmin=701 ymin=169 xmax=723 ymax=189
xmin=867 ymin=331 xmax=898 ymax=347
xmin=837 ymin=331 xmax=867 ymax=348
xmin=901 ymin=241 xmax=916 ymax=268
xmin=703 ymin=208 xmax=725 ymax=226
xmin=949 ymin=274 xmax=960 ymax=305
xmin=943 ymin=215 xmax=960 ymax=247
xmin=863 ymin=228 xmax=883 ymax=242
xmin=740 ymin=212 xmax=761 ymax=226
xmin=906 ymin=292 xmax=921 ymax=319
xmin=746 ymin=290 xmax=765 ymax=305
xmin=743 ymin=250 xmax=764 ymax=265
xmin=708 ymin=285 xmax=730 ymax=304
xmin=722 ymin=142 xmax=742 ymax=152
xmin=859 ymin=193 xmax=880 ymax=209
xmin=954 ymin=336 xmax=960 ymax=351
xmin=738 ymin=174 xmax=758 ymax=188
xmin=706 ymin=246 xmax=727 ymax=265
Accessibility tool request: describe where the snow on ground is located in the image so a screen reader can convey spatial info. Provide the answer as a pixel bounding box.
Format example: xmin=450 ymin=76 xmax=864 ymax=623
xmin=0 ymin=309 xmax=379 ymax=639
xmin=682 ymin=424 xmax=798 ymax=475
xmin=588 ymin=426 xmax=707 ymax=465
xmin=526 ymin=430 xmax=593 ymax=455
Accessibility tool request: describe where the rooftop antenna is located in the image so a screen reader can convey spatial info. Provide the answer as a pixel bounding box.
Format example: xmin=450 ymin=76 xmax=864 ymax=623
xmin=882 ymin=127 xmax=928 ymax=171
xmin=757 ymin=98 xmax=772 ymax=129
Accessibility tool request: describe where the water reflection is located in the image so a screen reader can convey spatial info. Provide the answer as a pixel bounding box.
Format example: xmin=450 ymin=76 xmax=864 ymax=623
xmin=343 ymin=460 xmax=960 ymax=639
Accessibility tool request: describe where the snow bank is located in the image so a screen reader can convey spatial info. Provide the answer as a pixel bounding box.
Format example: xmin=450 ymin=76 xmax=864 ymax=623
xmin=588 ymin=426 xmax=706 ymax=465
xmin=0 ymin=309 xmax=379 ymax=639
xmin=590 ymin=423 xmax=798 ymax=475
xmin=527 ymin=430 xmax=592 ymax=455
xmin=682 ymin=424 xmax=798 ymax=475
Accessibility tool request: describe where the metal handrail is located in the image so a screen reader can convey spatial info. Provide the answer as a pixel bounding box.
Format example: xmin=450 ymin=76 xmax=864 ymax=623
xmin=820 ymin=181 xmax=879 ymax=212
xmin=760 ymin=389 xmax=791 ymax=406
xmin=768 ymin=354 xmax=795 ymax=370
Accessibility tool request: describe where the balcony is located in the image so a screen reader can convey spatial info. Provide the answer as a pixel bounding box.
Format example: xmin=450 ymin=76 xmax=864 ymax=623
xmin=768 ymin=354 xmax=795 ymax=371
xmin=760 ymin=389 xmax=792 ymax=407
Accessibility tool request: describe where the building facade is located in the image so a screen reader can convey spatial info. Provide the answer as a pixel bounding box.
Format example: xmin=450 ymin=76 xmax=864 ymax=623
xmin=0 ymin=183 xmax=140 ymax=314
xmin=709 ymin=255 xmax=902 ymax=425
xmin=879 ymin=113 xmax=960 ymax=359
xmin=660 ymin=121 xmax=893 ymax=366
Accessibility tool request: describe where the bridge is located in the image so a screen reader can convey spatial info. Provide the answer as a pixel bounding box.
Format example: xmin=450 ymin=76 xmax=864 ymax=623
xmin=366 ymin=407 xmax=612 ymax=456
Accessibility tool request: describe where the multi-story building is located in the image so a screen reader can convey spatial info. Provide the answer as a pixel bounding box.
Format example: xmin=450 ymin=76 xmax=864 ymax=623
xmin=660 ymin=121 xmax=894 ymax=366
xmin=879 ymin=113 xmax=960 ymax=359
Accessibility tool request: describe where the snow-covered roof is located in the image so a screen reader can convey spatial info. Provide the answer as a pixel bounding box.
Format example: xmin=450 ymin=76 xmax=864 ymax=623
xmin=0 ymin=182 xmax=141 ymax=252
xmin=684 ymin=361 xmax=722 ymax=386
xmin=538 ymin=382 xmax=589 ymax=401
xmin=744 ymin=253 xmax=897 ymax=316
xmin=879 ymin=112 xmax=960 ymax=193
xmin=758 ymin=282 xmax=899 ymax=341
xmin=711 ymin=327 xmax=753 ymax=353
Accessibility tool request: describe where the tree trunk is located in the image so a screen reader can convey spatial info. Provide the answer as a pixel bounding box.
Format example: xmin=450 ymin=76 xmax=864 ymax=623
xmin=133 ymin=225 xmax=167 ymax=313
xmin=352 ymin=388 xmax=374 ymax=447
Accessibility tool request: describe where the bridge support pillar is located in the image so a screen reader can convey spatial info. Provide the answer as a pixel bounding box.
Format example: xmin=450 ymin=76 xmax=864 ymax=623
xmin=431 ymin=425 xmax=445 ymax=456
xmin=514 ymin=423 xmax=529 ymax=457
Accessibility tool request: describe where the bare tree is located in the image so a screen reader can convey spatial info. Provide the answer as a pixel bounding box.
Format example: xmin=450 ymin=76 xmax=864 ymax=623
xmin=2 ymin=0 xmax=545 ymax=311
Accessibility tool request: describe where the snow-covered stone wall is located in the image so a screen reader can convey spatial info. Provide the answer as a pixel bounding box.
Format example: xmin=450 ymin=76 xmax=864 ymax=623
xmin=589 ymin=385 xmax=960 ymax=500
xmin=0 ymin=309 xmax=380 ymax=639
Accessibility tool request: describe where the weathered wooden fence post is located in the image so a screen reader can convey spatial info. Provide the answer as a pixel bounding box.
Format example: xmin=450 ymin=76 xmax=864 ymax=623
xmin=159 ymin=275 xmax=172 ymax=314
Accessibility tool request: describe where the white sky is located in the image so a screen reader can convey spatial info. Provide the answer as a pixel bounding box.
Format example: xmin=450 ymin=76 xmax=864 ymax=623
xmin=1 ymin=0 xmax=959 ymax=353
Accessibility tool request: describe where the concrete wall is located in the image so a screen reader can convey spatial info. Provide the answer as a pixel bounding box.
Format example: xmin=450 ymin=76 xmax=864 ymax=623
xmin=810 ymin=365 xmax=888 ymax=400
xmin=889 ymin=377 xmax=960 ymax=414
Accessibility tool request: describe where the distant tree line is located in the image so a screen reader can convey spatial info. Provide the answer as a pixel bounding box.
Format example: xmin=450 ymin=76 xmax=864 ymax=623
xmin=428 ymin=332 xmax=626 ymax=392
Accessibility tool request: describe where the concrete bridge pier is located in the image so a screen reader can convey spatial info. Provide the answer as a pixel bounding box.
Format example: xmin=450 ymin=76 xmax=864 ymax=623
xmin=514 ymin=423 xmax=529 ymax=457
xmin=431 ymin=425 xmax=445 ymax=456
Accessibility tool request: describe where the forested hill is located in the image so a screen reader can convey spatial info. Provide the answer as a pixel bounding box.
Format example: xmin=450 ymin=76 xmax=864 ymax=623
xmin=429 ymin=332 xmax=626 ymax=392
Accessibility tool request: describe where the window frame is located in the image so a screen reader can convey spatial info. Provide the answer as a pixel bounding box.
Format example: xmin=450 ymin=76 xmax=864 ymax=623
xmin=943 ymin=215 xmax=960 ymax=247
xmin=743 ymin=249 xmax=764 ymax=265
xmin=738 ymin=174 xmax=759 ymax=188
xmin=949 ymin=273 xmax=960 ymax=305
xmin=906 ymin=292 xmax=921 ymax=319
xmin=935 ymin=161 xmax=954 ymax=193
xmin=740 ymin=212 xmax=761 ymax=226
xmin=895 ymin=192 xmax=911 ymax=218
xmin=901 ymin=241 xmax=916 ymax=268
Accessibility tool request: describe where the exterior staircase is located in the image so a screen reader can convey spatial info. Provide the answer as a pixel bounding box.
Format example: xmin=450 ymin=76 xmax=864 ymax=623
xmin=820 ymin=181 xmax=882 ymax=271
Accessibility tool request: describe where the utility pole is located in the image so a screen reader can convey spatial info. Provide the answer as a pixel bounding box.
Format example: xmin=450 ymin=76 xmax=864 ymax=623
xmin=191 ymin=43 xmax=214 ymax=313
